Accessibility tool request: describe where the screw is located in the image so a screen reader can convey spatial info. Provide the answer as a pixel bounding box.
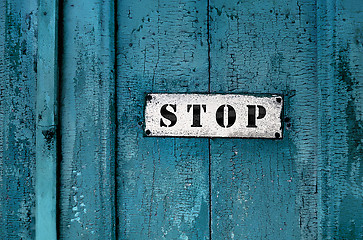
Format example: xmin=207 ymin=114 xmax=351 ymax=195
xmin=276 ymin=97 xmax=282 ymax=103
xmin=145 ymin=130 xmax=151 ymax=135
xmin=146 ymin=95 xmax=152 ymax=101
xmin=275 ymin=132 xmax=280 ymax=138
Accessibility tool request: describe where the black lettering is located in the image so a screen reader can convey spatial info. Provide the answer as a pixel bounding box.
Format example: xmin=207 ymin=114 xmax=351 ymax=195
xmin=247 ymin=105 xmax=266 ymax=128
xmin=160 ymin=104 xmax=177 ymax=127
xmin=216 ymin=105 xmax=236 ymax=128
xmin=187 ymin=104 xmax=206 ymax=127
xmin=257 ymin=105 xmax=266 ymax=119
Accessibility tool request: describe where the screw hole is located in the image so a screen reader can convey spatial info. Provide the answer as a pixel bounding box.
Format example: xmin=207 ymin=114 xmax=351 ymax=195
xmin=284 ymin=117 xmax=290 ymax=122
xmin=276 ymin=97 xmax=282 ymax=103
xmin=275 ymin=132 xmax=280 ymax=138
xmin=146 ymin=95 xmax=152 ymax=101
xmin=145 ymin=130 xmax=151 ymax=135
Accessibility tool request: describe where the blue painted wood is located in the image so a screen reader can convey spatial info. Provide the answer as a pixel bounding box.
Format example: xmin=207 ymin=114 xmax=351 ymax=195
xmin=209 ymin=0 xmax=318 ymax=239
xmin=317 ymin=0 xmax=363 ymax=238
xmin=116 ymin=0 xmax=210 ymax=238
xmin=58 ymin=0 xmax=116 ymax=239
xmin=36 ymin=0 xmax=58 ymax=239
xmin=0 ymin=0 xmax=361 ymax=239
xmin=0 ymin=0 xmax=38 ymax=239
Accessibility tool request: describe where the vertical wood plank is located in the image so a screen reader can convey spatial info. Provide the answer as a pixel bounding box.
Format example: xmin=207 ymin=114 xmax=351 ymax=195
xmin=59 ymin=0 xmax=116 ymax=238
xmin=116 ymin=0 xmax=210 ymax=239
xmin=36 ymin=0 xmax=58 ymax=238
xmin=209 ymin=0 xmax=318 ymax=239
xmin=0 ymin=0 xmax=38 ymax=239
xmin=317 ymin=0 xmax=363 ymax=238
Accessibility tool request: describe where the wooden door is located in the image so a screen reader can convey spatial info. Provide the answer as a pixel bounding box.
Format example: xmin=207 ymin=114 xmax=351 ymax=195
xmin=114 ymin=0 xmax=362 ymax=239
xmin=0 ymin=0 xmax=362 ymax=239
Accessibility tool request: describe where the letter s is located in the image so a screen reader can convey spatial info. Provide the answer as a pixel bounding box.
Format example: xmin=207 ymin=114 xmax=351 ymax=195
xmin=160 ymin=104 xmax=177 ymax=127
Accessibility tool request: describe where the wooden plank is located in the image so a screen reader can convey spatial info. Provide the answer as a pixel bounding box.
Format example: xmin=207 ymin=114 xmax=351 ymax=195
xmin=36 ymin=0 xmax=58 ymax=239
xmin=0 ymin=0 xmax=38 ymax=239
xmin=116 ymin=0 xmax=210 ymax=238
xmin=317 ymin=0 xmax=363 ymax=238
xmin=58 ymin=0 xmax=116 ymax=238
xmin=209 ymin=0 xmax=318 ymax=239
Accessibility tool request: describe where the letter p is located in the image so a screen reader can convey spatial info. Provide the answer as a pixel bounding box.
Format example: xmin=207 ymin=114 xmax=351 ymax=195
xmin=247 ymin=105 xmax=266 ymax=128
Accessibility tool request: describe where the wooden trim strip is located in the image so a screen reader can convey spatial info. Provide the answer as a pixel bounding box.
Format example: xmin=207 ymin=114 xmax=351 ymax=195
xmin=36 ymin=0 xmax=58 ymax=238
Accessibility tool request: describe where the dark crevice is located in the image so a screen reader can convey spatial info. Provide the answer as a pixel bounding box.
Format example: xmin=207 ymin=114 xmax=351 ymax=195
xmin=113 ymin=0 xmax=119 ymax=239
xmin=207 ymin=0 xmax=211 ymax=93
xmin=56 ymin=0 xmax=64 ymax=238
xmin=207 ymin=0 xmax=212 ymax=239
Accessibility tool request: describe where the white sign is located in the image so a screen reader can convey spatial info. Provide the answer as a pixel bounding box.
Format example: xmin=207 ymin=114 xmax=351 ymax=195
xmin=144 ymin=94 xmax=283 ymax=138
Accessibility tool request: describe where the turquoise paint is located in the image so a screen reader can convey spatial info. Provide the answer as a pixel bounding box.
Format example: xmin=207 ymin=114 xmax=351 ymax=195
xmin=59 ymin=0 xmax=116 ymax=239
xmin=116 ymin=0 xmax=210 ymax=238
xmin=0 ymin=0 xmax=361 ymax=239
xmin=36 ymin=0 xmax=58 ymax=239
xmin=317 ymin=0 xmax=363 ymax=239
xmin=0 ymin=0 xmax=37 ymax=239
xmin=210 ymin=0 xmax=317 ymax=238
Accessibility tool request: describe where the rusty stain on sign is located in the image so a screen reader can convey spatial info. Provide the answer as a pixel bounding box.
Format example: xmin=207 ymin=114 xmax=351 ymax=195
xmin=145 ymin=94 xmax=283 ymax=138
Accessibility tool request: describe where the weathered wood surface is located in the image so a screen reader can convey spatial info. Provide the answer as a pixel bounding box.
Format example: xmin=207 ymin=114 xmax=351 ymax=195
xmin=209 ymin=0 xmax=362 ymax=239
xmin=210 ymin=0 xmax=317 ymax=239
xmin=0 ymin=0 xmax=361 ymax=239
xmin=59 ymin=0 xmax=116 ymax=239
xmin=0 ymin=0 xmax=38 ymax=239
xmin=317 ymin=0 xmax=363 ymax=238
xmin=36 ymin=0 xmax=58 ymax=239
xmin=116 ymin=0 xmax=210 ymax=239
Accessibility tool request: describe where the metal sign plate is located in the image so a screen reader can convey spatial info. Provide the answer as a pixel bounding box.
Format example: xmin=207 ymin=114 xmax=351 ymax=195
xmin=144 ymin=94 xmax=283 ymax=138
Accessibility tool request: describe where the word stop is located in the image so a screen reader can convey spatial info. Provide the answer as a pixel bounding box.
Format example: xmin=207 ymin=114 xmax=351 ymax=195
xmin=145 ymin=94 xmax=283 ymax=138
xmin=160 ymin=104 xmax=266 ymax=128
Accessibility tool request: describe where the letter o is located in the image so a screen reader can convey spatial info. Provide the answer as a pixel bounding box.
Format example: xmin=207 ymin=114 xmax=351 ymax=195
xmin=216 ymin=105 xmax=236 ymax=128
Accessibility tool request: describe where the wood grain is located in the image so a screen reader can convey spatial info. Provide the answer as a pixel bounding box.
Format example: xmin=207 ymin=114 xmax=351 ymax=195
xmin=36 ymin=0 xmax=58 ymax=238
xmin=0 ymin=0 xmax=38 ymax=239
xmin=116 ymin=0 xmax=210 ymax=238
xmin=209 ymin=0 xmax=318 ymax=239
xmin=317 ymin=0 xmax=363 ymax=238
xmin=0 ymin=0 xmax=361 ymax=239
xmin=59 ymin=0 xmax=116 ymax=238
